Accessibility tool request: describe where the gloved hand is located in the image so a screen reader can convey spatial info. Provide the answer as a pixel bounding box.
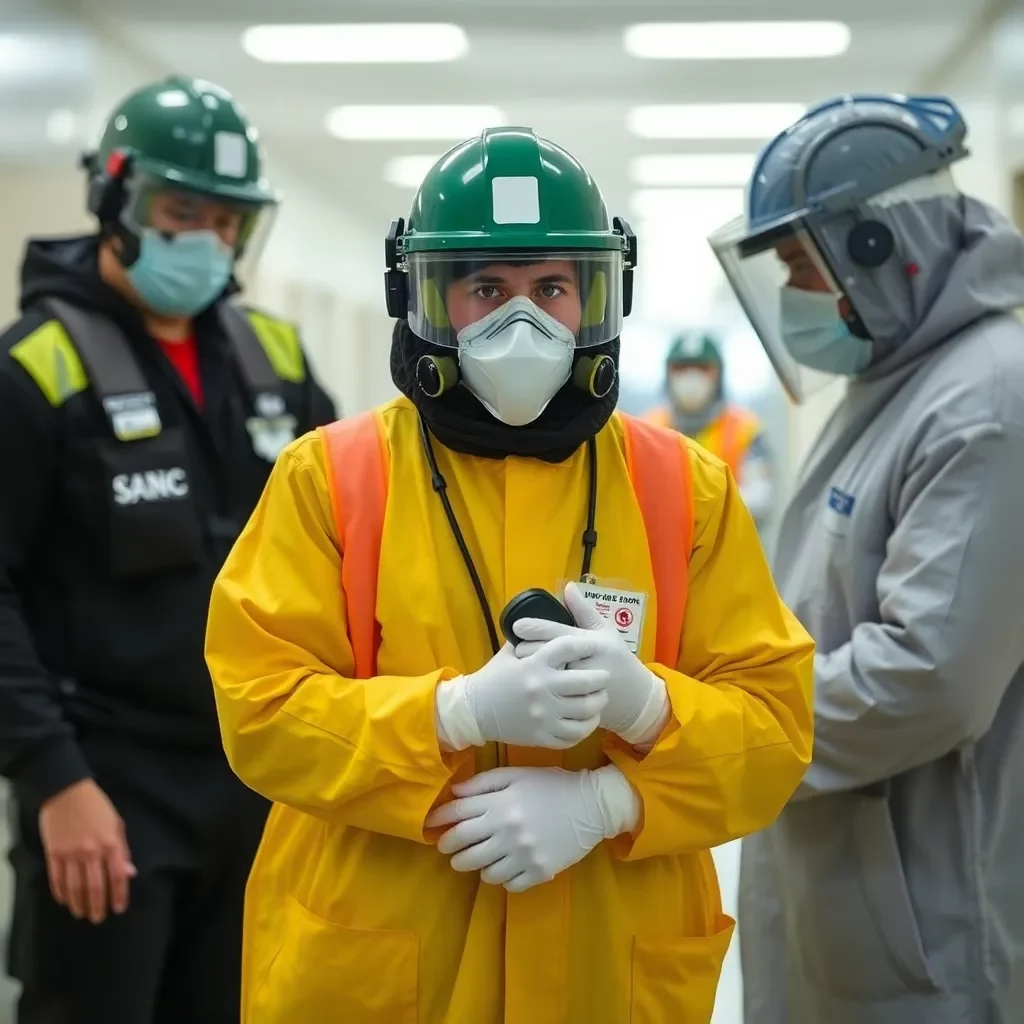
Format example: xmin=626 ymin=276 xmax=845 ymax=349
xmin=426 ymin=765 xmax=640 ymax=892
xmin=435 ymin=638 xmax=609 ymax=751
xmin=513 ymin=581 xmax=668 ymax=744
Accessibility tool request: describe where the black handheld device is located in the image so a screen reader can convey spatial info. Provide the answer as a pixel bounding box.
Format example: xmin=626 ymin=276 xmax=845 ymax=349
xmin=499 ymin=588 xmax=576 ymax=646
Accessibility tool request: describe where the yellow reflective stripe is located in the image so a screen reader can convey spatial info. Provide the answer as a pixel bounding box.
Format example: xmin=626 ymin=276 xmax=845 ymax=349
xmin=10 ymin=320 xmax=88 ymax=407
xmin=244 ymin=309 xmax=306 ymax=384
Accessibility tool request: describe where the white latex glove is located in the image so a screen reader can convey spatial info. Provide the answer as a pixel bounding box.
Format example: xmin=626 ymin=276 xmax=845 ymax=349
xmin=426 ymin=765 xmax=640 ymax=893
xmin=435 ymin=638 xmax=609 ymax=751
xmin=513 ymin=581 xmax=669 ymax=744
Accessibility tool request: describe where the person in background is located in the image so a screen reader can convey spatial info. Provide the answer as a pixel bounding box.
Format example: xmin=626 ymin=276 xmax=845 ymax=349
xmin=0 ymin=76 xmax=335 ymax=1023
xmin=709 ymin=92 xmax=1024 ymax=1024
xmin=205 ymin=126 xmax=814 ymax=1023
xmin=645 ymin=333 xmax=774 ymax=529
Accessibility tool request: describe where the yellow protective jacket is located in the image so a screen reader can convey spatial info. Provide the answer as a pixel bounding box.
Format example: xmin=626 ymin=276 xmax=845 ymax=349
xmin=206 ymin=395 xmax=814 ymax=1024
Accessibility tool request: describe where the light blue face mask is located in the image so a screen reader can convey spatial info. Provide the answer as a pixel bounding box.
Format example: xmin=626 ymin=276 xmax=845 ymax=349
xmin=779 ymin=287 xmax=873 ymax=375
xmin=126 ymin=228 xmax=234 ymax=317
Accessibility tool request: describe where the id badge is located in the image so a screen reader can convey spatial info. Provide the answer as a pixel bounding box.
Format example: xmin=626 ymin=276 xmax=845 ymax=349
xmin=103 ymin=392 xmax=161 ymax=441
xmin=558 ymin=576 xmax=648 ymax=653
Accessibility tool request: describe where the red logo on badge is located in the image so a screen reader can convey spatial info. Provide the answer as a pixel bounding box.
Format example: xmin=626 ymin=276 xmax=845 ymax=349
xmin=615 ymin=607 xmax=633 ymax=629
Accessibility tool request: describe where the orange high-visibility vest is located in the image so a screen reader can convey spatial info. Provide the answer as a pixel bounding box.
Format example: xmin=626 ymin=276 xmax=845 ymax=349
xmin=644 ymin=404 xmax=759 ymax=479
xmin=320 ymin=412 xmax=693 ymax=677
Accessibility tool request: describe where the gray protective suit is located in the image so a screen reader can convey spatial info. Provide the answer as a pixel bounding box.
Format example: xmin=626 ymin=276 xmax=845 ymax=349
xmin=739 ymin=196 xmax=1024 ymax=1024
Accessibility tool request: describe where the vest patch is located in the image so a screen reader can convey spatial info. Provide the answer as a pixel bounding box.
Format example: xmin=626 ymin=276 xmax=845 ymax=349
xmin=112 ymin=468 xmax=190 ymax=507
xmin=246 ymin=414 xmax=297 ymax=463
xmin=828 ymin=486 xmax=856 ymax=517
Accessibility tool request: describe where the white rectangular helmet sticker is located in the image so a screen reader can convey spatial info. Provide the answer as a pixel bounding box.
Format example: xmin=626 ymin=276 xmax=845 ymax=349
xmin=491 ymin=175 xmax=541 ymax=224
xmin=214 ymin=131 xmax=248 ymax=179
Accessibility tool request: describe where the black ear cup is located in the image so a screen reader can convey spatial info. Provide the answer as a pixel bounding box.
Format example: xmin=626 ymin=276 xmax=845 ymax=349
xmin=847 ymin=220 xmax=894 ymax=268
xmin=572 ymin=354 xmax=617 ymax=398
xmin=85 ymin=149 xmax=131 ymax=226
xmin=416 ymin=355 xmax=459 ymax=398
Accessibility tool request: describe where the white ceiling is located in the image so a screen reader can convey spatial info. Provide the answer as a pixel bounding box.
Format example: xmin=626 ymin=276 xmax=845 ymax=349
xmin=63 ymin=0 xmax=993 ymax=238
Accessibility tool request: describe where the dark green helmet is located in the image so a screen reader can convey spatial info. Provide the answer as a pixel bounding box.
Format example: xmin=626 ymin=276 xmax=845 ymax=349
xmin=404 ymin=126 xmax=623 ymax=253
xmin=667 ymin=332 xmax=723 ymax=373
xmin=387 ymin=126 xmax=637 ymax=348
xmin=93 ymin=75 xmax=277 ymax=206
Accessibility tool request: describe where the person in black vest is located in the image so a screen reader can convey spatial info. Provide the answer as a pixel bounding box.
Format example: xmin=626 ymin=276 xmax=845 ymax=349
xmin=0 ymin=75 xmax=336 ymax=1023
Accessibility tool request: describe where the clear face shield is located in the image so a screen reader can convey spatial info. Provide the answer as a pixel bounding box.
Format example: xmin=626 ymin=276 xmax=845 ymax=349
xmin=119 ymin=170 xmax=277 ymax=289
xmin=405 ymin=249 xmax=623 ymax=348
xmin=708 ymin=215 xmax=856 ymax=402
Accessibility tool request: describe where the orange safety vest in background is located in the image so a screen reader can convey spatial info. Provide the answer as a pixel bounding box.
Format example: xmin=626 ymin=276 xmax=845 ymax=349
xmin=320 ymin=411 xmax=694 ymax=678
xmin=645 ymin=404 xmax=760 ymax=479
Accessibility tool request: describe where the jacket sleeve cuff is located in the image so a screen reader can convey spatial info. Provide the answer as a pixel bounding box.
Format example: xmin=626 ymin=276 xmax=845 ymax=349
xmin=8 ymin=736 xmax=92 ymax=806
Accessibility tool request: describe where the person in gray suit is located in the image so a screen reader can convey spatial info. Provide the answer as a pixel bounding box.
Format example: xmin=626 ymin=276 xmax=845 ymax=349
xmin=708 ymin=92 xmax=1024 ymax=1024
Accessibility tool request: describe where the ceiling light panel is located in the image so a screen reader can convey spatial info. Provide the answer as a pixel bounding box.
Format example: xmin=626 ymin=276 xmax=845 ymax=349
xmin=630 ymin=153 xmax=757 ymax=187
xmin=628 ymin=103 xmax=806 ymax=140
xmin=327 ymin=105 xmax=506 ymax=141
xmin=384 ymin=155 xmax=442 ymax=188
xmin=624 ymin=22 xmax=851 ymax=60
xmin=242 ymin=23 xmax=468 ymax=63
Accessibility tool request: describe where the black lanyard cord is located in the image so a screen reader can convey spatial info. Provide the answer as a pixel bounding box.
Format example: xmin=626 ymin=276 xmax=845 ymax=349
xmin=418 ymin=416 xmax=599 ymax=656
xmin=419 ymin=417 xmax=502 ymax=654
xmin=581 ymin=434 xmax=598 ymax=580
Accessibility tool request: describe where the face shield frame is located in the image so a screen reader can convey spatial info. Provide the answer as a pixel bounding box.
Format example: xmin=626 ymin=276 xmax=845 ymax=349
xmin=116 ymin=169 xmax=277 ymax=286
xmin=384 ymin=215 xmax=638 ymax=345
xmin=400 ymin=247 xmax=624 ymax=349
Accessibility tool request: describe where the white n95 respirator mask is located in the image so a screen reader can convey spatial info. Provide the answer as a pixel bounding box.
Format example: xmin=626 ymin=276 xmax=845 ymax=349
xmin=457 ymin=296 xmax=575 ymax=427
xmin=669 ymin=370 xmax=716 ymax=412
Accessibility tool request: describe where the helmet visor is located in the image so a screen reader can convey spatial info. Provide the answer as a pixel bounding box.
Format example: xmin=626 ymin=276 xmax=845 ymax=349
xmin=406 ymin=249 xmax=623 ymax=348
xmin=708 ymin=212 xmax=846 ymax=402
xmin=120 ymin=170 xmax=275 ymax=286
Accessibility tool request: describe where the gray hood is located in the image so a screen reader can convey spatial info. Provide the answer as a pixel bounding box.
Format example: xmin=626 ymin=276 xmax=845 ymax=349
xmin=797 ymin=198 xmax=1024 ymax=488
xmin=782 ymin=197 xmax=1024 ymax=536
xmin=851 ymin=195 xmax=1024 ymax=380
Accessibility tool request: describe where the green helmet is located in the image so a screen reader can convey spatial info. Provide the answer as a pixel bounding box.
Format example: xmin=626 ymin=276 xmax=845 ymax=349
xmin=94 ymin=75 xmax=276 ymax=205
xmin=85 ymin=76 xmax=278 ymax=267
xmin=667 ymin=332 xmax=724 ymax=373
xmin=385 ymin=126 xmax=636 ymax=348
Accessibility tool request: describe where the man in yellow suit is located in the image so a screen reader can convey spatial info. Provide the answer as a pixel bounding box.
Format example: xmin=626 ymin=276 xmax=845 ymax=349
xmin=646 ymin=333 xmax=774 ymax=528
xmin=205 ymin=127 xmax=814 ymax=1024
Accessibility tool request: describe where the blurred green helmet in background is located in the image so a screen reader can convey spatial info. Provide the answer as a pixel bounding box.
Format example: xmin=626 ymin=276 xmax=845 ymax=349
xmin=666 ymin=332 xmax=724 ymax=374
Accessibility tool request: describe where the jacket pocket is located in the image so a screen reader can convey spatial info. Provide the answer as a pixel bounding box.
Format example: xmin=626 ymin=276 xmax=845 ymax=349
xmin=253 ymin=898 xmax=419 ymax=1023
xmin=630 ymin=914 xmax=734 ymax=1024
xmin=780 ymin=790 xmax=938 ymax=998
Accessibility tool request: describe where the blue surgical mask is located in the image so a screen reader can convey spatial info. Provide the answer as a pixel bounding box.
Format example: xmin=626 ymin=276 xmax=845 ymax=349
xmin=779 ymin=287 xmax=872 ymax=375
xmin=126 ymin=228 xmax=234 ymax=317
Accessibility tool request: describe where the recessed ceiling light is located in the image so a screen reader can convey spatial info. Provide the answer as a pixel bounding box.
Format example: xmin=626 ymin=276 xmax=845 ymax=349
xmin=327 ymin=105 xmax=506 ymax=141
xmin=627 ymin=103 xmax=805 ymax=140
xmin=384 ymin=155 xmax=442 ymax=188
xmin=630 ymin=153 xmax=757 ymax=187
xmin=624 ymin=22 xmax=851 ymax=60
xmin=242 ymin=23 xmax=468 ymax=64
